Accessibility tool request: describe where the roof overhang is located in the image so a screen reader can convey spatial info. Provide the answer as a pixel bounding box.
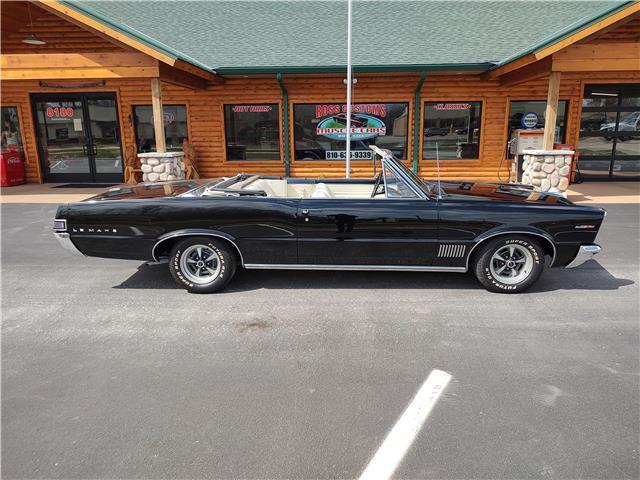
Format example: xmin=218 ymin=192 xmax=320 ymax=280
xmin=37 ymin=0 xmax=219 ymax=82
xmin=483 ymin=1 xmax=640 ymax=80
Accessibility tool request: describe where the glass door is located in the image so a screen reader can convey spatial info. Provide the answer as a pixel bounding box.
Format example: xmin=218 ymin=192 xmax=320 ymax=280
xmin=32 ymin=93 xmax=123 ymax=183
xmin=578 ymin=84 xmax=640 ymax=180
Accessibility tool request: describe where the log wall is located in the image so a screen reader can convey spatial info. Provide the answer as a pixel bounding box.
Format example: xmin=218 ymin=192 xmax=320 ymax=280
xmin=3 ymin=70 xmax=638 ymax=184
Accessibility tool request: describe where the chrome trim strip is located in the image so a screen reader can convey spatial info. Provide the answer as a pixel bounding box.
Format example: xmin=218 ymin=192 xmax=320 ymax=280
xmin=566 ymin=244 xmax=601 ymax=268
xmin=244 ymin=264 xmax=466 ymax=272
xmin=151 ymin=231 xmax=245 ymax=265
xmin=465 ymin=230 xmax=557 ymax=269
xmin=438 ymin=243 xmax=466 ymax=258
xmin=54 ymin=232 xmax=85 ymax=256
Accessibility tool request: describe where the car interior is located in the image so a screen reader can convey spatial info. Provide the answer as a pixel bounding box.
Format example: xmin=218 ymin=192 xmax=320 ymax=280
xmin=201 ymin=175 xmax=379 ymax=199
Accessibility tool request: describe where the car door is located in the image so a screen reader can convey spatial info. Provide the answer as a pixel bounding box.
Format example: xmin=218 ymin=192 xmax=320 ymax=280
xmin=296 ymin=167 xmax=439 ymax=266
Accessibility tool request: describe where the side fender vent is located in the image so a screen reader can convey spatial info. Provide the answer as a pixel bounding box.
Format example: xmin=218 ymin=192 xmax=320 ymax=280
xmin=438 ymin=244 xmax=466 ymax=258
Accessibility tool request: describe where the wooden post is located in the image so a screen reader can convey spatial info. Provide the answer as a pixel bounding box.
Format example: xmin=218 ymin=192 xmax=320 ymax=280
xmin=150 ymin=77 xmax=166 ymax=153
xmin=542 ymin=71 xmax=561 ymax=150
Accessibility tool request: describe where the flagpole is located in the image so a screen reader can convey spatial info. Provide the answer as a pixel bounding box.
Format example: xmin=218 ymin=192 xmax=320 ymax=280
xmin=345 ymin=0 xmax=353 ymax=178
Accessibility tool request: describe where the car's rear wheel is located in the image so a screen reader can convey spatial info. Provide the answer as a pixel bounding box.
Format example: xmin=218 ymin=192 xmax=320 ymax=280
xmin=169 ymin=237 xmax=236 ymax=293
xmin=473 ymin=235 xmax=545 ymax=293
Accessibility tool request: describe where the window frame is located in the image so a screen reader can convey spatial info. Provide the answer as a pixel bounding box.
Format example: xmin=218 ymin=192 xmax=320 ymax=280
xmin=421 ymin=100 xmax=485 ymax=161
xmin=292 ymin=101 xmax=411 ymax=162
xmin=506 ymin=99 xmax=570 ymax=155
xmin=222 ymin=102 xmax=282 ymax=162
xmin=132 ymin=103 xmax=190 ymax=153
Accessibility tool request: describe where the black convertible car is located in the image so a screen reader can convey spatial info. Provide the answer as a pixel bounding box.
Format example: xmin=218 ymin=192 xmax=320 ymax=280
xmin=53 ymin=147 xmax=604 ymax=293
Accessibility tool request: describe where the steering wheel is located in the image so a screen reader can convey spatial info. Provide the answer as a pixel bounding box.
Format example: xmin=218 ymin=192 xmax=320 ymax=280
xmin=371 ymin=172 xmax=385 ymax=198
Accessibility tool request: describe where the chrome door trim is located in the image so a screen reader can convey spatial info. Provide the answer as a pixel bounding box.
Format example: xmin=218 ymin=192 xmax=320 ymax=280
xmin=244 ymin=264 xmax=466 ymax=272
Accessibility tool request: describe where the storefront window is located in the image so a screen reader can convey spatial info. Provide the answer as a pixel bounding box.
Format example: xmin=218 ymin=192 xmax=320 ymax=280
xmin=508 ymin=100 xmax=567 ymax=146
xmin=224 ymin=104 xmax=280 ymax=160
xmin=293 ymin=103 xmax=409 ymax=160
xmin=1 ymin=106 xmax=23 ymax=154
xmin=133 ymin=105 xmax=188 ymax=153
xmin=423 ymin=102 xmax=482 ymax=159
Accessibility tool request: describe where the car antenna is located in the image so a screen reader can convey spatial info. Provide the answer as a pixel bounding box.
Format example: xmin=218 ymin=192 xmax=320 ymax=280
xmin=435 ymin=141 xmax=443 ymax=199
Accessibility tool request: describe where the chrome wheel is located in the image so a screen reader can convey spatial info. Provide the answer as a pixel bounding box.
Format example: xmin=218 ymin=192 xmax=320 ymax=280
xmin=489 ymin=244 xmax=534 ymax=285
xmin=179 ymin=244 xmax=221 ymax=285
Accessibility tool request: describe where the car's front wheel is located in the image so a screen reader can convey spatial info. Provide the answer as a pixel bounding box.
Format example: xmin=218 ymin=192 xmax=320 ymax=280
xmin=169 ymin=237 xmax=237 ymax=293
xmin=473 ymin=235 xmax=545 ymax=293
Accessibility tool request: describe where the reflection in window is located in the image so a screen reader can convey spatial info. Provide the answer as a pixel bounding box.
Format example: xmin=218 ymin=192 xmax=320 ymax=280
xmin=508 ymin=101 xmax=567 ymax=146
xmin=293 ymin=103 xmax=408 ymax=160
xmin=1 ymin=106 xmax=23 ymax=154
xmin=383 ymin=163 xmax=418 ymax=198
xmin=224 ymin=104 xmax=280 ymax=160
xmin=133 ymin=105 xmax=188 ymax=153
xmin=423 ymin=102 xmax=482 ymax=159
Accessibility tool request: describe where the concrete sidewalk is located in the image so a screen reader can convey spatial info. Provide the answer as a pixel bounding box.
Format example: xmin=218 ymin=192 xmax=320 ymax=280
xmin=0 ymin=183 xmax=121 ymax=204
xmin=1 ymin=181 xmax=639 ymax=204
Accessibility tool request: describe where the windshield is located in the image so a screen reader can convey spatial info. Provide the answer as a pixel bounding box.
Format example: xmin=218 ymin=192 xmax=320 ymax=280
xmin=376 ymin=151 xmax=435 ymax=197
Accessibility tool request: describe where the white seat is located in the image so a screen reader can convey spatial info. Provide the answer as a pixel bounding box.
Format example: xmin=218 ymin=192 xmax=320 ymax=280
xmin=311 ymin=183 xmax=334 ymax=198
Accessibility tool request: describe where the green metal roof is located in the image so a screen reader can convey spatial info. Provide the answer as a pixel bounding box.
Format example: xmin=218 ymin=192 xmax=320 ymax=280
xmin=64 ymin=0 xmax=633 ymax=74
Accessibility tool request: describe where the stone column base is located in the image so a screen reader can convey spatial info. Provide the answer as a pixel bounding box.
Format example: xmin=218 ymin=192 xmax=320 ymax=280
xmin=137 ymin=152 xmax=185 ymax=182
xmin=521 ymin=149 xmax=573 ymax=195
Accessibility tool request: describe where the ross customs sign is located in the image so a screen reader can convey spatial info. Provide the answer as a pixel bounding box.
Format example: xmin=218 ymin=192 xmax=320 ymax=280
xmin=315 ymin=104 xmax=387 ymax=141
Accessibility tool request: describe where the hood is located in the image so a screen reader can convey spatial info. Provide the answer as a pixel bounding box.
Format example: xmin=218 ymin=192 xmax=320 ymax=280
xmin=83 ymin=179 xmax=209 ymax=202
xmin=440 ymin=180 xmax=573 ymax=205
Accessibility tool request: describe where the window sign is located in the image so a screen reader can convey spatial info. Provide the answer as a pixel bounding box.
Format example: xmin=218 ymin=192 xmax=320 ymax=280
xmin=294 ymin=103 xmax=409 ymax=160
xmin=423 ymin=101 xmax=482 ymax=159
xmin=1 ymin=106 xmax=23 ymax=154
xmin=521 ymin=112 xmax=539 ymax=129
xmin=224 ymin=104 xmax=280 ymax=160
xmin=133 ymin=104 xmax=188 ymax=153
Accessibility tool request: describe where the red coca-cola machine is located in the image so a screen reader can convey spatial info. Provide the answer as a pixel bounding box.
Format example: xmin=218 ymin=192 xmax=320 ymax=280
xmin=1 ymin=106 xmax=26 ymax=187
xmin=1 ymin=146 xmax=26 ymax=187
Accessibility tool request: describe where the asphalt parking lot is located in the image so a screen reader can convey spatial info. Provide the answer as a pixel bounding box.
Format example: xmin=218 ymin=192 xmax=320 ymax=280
xmin=2 ymin=202 xmax=639 ymax=479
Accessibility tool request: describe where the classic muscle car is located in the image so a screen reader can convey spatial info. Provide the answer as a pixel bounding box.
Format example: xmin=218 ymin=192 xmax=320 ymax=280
xmin=53 ymin=146 xmax=605 ymax=294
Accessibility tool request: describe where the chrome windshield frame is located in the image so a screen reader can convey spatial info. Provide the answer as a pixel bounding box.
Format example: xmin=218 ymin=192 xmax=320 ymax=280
xmin=370 ymin=146 xmax=431 ymax=200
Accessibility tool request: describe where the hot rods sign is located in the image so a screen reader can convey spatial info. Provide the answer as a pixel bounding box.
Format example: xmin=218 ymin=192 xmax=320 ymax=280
xmin=315 ymin=104 xmax=387 ymax=141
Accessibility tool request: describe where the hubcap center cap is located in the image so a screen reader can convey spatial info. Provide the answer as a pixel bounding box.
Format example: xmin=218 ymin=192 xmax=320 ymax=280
xmin=196 ymin=260 xmax=205 ymax=268
xmin=506 ymin=260 xmax=516 ymax=268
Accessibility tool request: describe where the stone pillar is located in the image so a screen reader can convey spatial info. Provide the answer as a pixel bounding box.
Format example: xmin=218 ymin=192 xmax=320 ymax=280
xmin=521 ymin=149 xmax=573 ymax=196
xmin=137 ymin=151 xmax=185 ymax=183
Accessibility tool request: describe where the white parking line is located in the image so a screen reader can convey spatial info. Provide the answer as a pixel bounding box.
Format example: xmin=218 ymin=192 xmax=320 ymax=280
xmin=359 ymin=369 xmax=452 ymax=480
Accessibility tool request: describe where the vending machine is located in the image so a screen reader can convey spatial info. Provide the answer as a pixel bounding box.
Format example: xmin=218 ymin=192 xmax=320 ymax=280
xmin=1 ymin=107 xmax=26 ymax=187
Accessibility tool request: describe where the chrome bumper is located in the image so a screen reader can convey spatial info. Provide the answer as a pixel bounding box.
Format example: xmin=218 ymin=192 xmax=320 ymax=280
xmin=566 ymin=244 xmax=601 ymax=268
xmin=54 ymin=232 xmax=85 ymax=256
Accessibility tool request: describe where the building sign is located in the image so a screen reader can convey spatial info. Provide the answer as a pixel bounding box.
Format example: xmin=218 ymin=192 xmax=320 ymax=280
xmin=293 ymin=103 xmax=409 ymax=160
xmin=314 ymin=104 xmax=388 ymax=141
xmin=521 ymin=112 xmax=539 ymax=129
xmin=231 ymin=105 xmax=274 ymax=113
xmin=434 ymin=103 xmax=472 ymax=110
xmin=46 ymin=106 xmax=75 ymax=119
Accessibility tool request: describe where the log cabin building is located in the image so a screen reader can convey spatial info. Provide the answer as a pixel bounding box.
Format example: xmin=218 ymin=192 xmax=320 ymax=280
xmin=1 ymin=0 xmax=639 ymax=185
